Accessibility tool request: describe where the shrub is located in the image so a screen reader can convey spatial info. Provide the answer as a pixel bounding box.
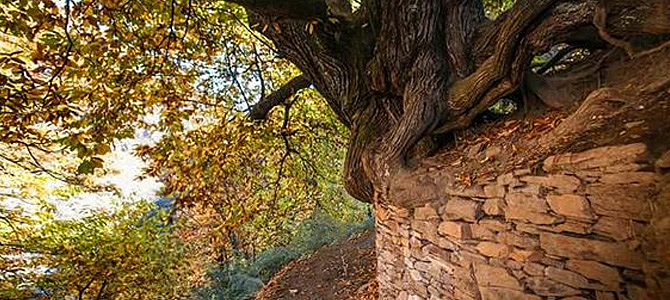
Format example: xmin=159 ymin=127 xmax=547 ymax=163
xmin=1 ymin=202 xmax=195 ymax=300
xmin=194 ymin=209 xmax=373 ymax=300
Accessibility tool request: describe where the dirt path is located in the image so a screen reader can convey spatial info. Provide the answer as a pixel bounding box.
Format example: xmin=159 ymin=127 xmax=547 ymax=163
xmin=255 ymin=229 xmax=377 ymax=300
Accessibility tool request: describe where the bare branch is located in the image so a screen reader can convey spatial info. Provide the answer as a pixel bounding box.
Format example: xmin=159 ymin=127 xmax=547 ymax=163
xmin=248 ymin=74 xmax=311 ymax=120
xmin=227 ymin=0 xmax=328 ymax=20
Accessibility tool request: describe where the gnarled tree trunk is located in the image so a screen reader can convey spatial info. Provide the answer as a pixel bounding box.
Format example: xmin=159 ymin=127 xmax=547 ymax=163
xmin=234 ymin=0 xmax=670 ymax=299
xmin=238 ymin=0 xmax=670 ymax=204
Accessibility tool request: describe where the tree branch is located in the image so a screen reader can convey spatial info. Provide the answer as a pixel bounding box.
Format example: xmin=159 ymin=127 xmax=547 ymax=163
xmin=435 ymin=0 xmax=670 ymax=137
xmin=248 ymin=74 xmax=311 ymax=120
xmin=227 ymin=0 xmax=328 ymax=20
xmin=436 ymin=0 xmax=561 ymax=134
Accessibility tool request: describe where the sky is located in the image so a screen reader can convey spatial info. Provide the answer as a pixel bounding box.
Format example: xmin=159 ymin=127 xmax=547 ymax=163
xmin=0 ymin=128 xmax=163 ymax=220
xmin=53 ymin=129 xmax=163 ymax=218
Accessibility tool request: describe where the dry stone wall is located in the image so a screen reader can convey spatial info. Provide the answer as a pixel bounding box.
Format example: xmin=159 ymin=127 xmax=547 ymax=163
xmin=376 ymin=143 xmax=670 ymax=300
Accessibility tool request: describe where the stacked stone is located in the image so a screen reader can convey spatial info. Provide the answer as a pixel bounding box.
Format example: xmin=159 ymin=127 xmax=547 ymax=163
xmin=376 ymin=143 xmax=670 ymax=300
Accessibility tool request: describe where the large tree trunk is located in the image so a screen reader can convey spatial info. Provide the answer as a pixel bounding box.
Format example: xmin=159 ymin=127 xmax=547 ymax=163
xmin=235 ymin=0 xmax=670 ymax=299
xmin=239 ymin=0 xmax=670 ymax=202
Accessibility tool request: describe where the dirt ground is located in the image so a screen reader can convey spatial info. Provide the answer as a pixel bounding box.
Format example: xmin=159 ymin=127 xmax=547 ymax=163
xmin=254 ymin=229 xmax=377 ymax=300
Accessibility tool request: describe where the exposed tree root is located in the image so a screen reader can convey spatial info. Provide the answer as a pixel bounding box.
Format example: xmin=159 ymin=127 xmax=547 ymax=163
xmin=633 ymin=40 xmax=670 ymax=59
xmin=594 ymin=3 xmax=636 ymax=58
xmin=235 ymin=0 xmax=670 ymax=203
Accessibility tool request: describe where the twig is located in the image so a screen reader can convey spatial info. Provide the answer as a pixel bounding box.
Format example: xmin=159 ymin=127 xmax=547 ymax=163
xmin=24 ymin=144 xmax=70 ymax=183
xmin=271 ymin=100 xmax=294 ymax=206
xmin=40 ymin=0 xmax=74 ymax=101
xmin=227 ymin=11 xmax=279 ymax=54
xmin=252 ymin=44 xmax=266 ymax=101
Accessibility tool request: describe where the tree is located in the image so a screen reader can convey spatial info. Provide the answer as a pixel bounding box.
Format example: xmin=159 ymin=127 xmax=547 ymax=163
xmin=3 ymin=0 xmax=670 ymax=213
xmin=1 ymin=202 xmax=196 ymax=300
xmin=215 ymin=0 xmax=670 ymax=203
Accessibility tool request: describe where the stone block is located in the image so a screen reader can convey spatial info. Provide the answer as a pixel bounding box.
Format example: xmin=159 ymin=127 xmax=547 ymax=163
xmin=497 ymin=173 xmax=519 ymax=186
xmin=540 ymin=232 xmax=643 ymax=269
xmin=553 ymin=221 xmax=592 ymax=234
xmin=422 ymin=244 xmax=449 ymax=261
xmin=478 ymin=219 xmax=511 ymax=232
xmin=436 ymin=237 xmax=459 ymax=251
xmin=482 ymin=198 xmax=506 ymax=216
xmin=497 ymin=231 xmax=540 ymax=249
xmin=442 ymin=197 xmax=481 ymax=222
xmin=543 ymin=143 xmax=647 ymax=172
xmin=444 ymin=185 xmax=486 ymax=198
xmin=515 ymin=223 xmax=543 ymax=235
xmin=474 ymin=263 xmax=521 ymax=290
xmin=525 ymin=277 xmax=582 ymax=297
xmin=415 ymin=204 xmax=439 ymax=220
xmin=545 ymin=266 xmax=590 ymax=289
xmin=523 ymin=262 xmax=545 ymax=276
xmin=566 ymin=259 xmax=622 ymax=289
xmin=411 ymin=220 xmax=440 ymax=241
xmin=476 ymin=241 xmax=511 ymax=258
xmin=511 ymin=184 xmax=543 ymax=195
xmin=506 ymin=193 xmax=549 ymax=212
xmin=505 ymin=208 xmax=563 ymax=225
xmin=484 ymin=185 xmax=506 ymax=198
xmin=479 ymin=287 xmax=541 ymax=300
xmin=438 ymin=221 xmax=472 ymax=239
xmin=389 ymin=205 xmax=411 ymax=218
xmin=599 ymin=172 xmax=660 ymax=185
xmin=471 ymin=224 xmax=497 ymax=241
xmin=457 ymin=250 xmax=488 ymax=266
xmin=521 ymin=174 xmax=581 ymax=193
xmin=541 ymin=256 xmax=566 ymax=269
xmin=592 ymin=216 xmax=636 ymax=241
xmin=546 ymin=194 xmax=596 ymax=220
xmin=510 ymin=249 xmax=543 ymax=262
xmin=409 ymin=269 xmax=425 ymax=282
xmin=586 ymin=184 xmax=653 ymax=221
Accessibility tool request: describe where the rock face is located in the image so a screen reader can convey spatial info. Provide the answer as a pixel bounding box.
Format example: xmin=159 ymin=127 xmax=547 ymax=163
xmin=376 ymin=143 xmax=670 ymax=300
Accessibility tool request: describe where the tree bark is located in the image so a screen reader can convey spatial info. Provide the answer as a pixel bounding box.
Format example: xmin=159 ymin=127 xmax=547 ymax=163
xmin=235 ymin=0 xmax=670 ymax=203
xmin=248 ymin=74 xmax=311 ymax=121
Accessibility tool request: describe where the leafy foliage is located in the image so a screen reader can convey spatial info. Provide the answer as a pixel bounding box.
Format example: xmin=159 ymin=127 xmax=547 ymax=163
xmin=1 ymin=0 xmax=363 ymax=257
xmin=1 ymin=0 xmax=258 ymax=175
xmin=1 ymin=201 xmax=195 ymax=300
xmin=139 ymin=86 xmax=368 ymax=254
xmin=483 ymin=0 xmax=516 ymax=18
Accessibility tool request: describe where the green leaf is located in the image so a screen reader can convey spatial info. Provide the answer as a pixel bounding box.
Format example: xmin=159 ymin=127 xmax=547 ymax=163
xmin=77 ymin=160 xmax=93 ymax=174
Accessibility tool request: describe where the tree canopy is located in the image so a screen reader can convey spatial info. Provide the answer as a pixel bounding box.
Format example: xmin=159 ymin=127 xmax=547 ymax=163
xmin=2 ymin=0 xmax=368 ymax=262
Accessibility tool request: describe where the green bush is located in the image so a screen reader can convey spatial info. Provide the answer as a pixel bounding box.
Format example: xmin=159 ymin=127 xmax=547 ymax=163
xmin=194 ymin=209 xmax=374 ymax=300
xmin=0 ymin=202 xmax=194 ymax=300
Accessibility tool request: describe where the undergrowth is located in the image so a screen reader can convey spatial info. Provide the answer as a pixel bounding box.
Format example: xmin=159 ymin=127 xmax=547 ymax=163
xmin=193 ymin=209 xmax=374 ymax=300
